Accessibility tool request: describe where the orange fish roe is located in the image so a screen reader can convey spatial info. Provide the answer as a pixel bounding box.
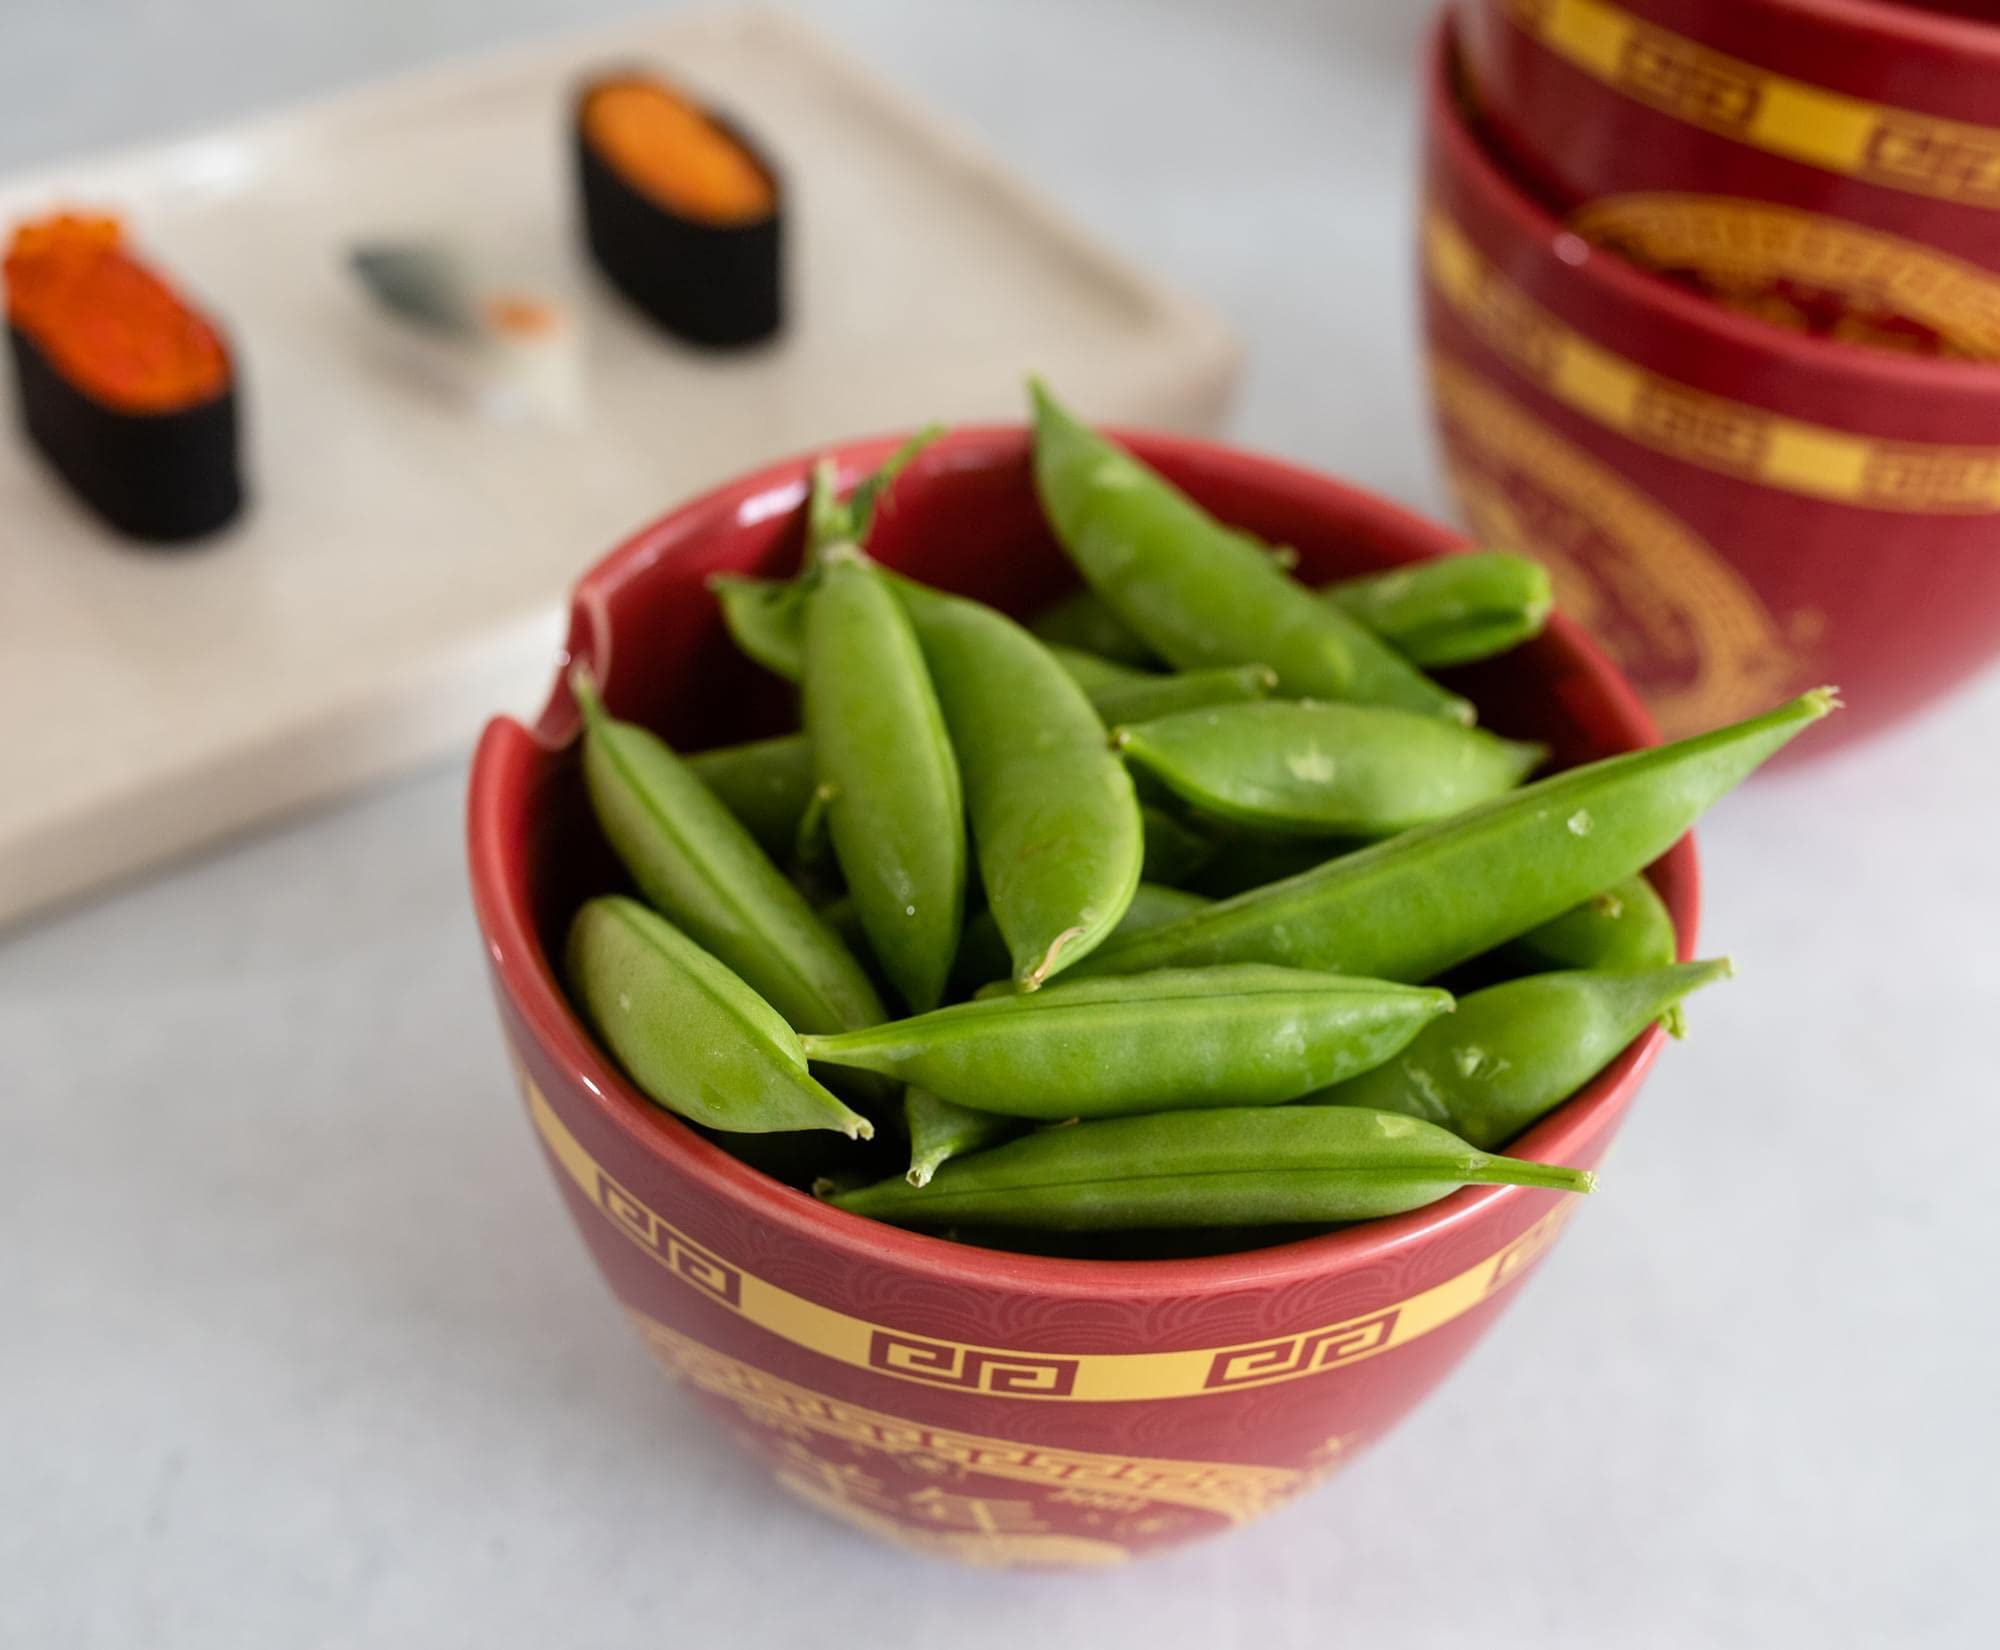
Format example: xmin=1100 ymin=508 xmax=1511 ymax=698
xmin=5 ymin=212 xmax=230 ymax=413
xmin=581 ymin=80 xmax=776 ymax=225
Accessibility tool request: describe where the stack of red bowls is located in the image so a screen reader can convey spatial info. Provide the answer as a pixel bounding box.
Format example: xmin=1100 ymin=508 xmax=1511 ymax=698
xmin=1426 ymin=0 xmax=2000 ymax=751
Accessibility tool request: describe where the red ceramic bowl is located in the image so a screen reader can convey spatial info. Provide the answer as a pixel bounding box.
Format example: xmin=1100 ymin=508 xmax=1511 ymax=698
xmin=466 ymin=426 xmax=1698 ymax=1568
xmin=1460 ymin=0 xmax=2000 ymax=353
xmin=1424 ymin=18 xmax=2000 ymax=750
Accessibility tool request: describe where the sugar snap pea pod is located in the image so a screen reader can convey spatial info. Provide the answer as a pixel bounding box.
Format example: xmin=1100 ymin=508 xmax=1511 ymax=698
xmin=1071 ymin=688 xmax=1839 ymax=982
xmin=953 ymin=881 xmax=1210 ymax=995
xmin=1041 ymin=644 xmax=1149 ymax=696
xmin=1308 ymin=960 xmax=1730 ymax=1147
xmin=904 ymin=1088 xmax=1024 ymax=1187
xmin=1029 ymin=587 xmax=1159 ymax=666
xmin=803 ymin=529 xmax=966 ymax=1010
xmin=1139 ymin=804 xmax=1217 ymax=885
xmin=800 ymin=965 xmax=1452 ymax=1118
xmin=710 ymin=574 xmax=809 ymax=681
xmin=708 ymin=577 xmax=1257 ymax=722
xmin=1028 ymin=378 xmax=1472 ymax=723
xmin=1327 ymin=552 xmax=1554 ymax=668
xmin=687 ymin=730 xmax=1219 ymax=882
xmin=790 ymin=781 xmax=837 ymax=873
xmin=829 ymin=1106 xmax=1590 ymax=1230
xmin=815 ymin=893 xmax=866 ymax=954
xmin=1506 ymin=872 xmax=1685 ymax=1035
xmin=1088 ymin=662 xmax=1278 ymax=726
xmin=1114 ymin=700 xmax=1546 ymax=838
xmin=891 ymin=580 xmax=1142 ymax=989
xmin=571 ymin=668 xmax=885 ymax=1035
xmin=567 ymin=897 xmax=871 ymax=1137
xmin=1040 ymin=557 xmax=1549 ymax=678
xmin=688 ymin=733 xmax=817 ymax=859
xmin=1509 ymin=873 xmax=1678 ymax=973
xmin=1190 ymin=832 xmax=1352 ymax=899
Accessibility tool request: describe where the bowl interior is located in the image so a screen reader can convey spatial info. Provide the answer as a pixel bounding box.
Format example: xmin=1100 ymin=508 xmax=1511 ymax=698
xmin=470 ymin=424 xmax=1698 ymax=1287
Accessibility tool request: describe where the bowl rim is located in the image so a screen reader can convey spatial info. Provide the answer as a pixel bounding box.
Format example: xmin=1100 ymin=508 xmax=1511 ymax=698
xmin=467 ymin=422 xmax=1699 ymax=1300
xmin=1434 ymin=15 xmax=2000 ymax=397
xmin=1727 ymin=0 xmax=2000 ymax=57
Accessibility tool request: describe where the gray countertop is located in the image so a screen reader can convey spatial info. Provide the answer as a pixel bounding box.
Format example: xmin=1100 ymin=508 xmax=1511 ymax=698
xmin=2 ymin=3 xmax=1992 ymax=1645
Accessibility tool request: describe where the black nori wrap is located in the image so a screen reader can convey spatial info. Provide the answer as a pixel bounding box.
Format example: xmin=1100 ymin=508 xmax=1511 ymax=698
xmin=575 ymin=87 xmax=784 ymax=349
xmin=9 ymin=323 xmax=242 ymax=544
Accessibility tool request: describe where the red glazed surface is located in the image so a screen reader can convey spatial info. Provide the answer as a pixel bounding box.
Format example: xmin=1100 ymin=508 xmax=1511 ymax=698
xmin=466 ymin=427 xmax=1698 ymax=1568
xmin=1459 ymin=0 xmax=2000 ymax=345
xmin=1424 ymin=19 xmax=2000 ymax=751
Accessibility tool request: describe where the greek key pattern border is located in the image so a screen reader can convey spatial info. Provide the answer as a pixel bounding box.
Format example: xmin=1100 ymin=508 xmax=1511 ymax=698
xmin=522 ymin=1071 xmax=1575 ymax=1403
xmin=1502 ymin=0 xmax=2000 ymax=208
xmin=1424 ymin=207 xmax=2000 ymax=512
xmin=628 ymin=1311 xmax=1310 ymax=1525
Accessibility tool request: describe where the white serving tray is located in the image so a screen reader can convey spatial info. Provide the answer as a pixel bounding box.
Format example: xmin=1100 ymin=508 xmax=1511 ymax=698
xmin=0 ymin=8 xmax=1239 ymax=930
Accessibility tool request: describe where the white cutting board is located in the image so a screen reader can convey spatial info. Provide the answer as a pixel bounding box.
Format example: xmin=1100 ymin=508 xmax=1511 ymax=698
xmin=0 ymin=7 xmax=1239 ymax=929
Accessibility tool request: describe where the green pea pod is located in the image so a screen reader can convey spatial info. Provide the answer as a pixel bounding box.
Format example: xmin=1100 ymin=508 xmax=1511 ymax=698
xmin=803 ymin=534 xmax=967 ymax=1013
xmin=1114 ymin=700 xmax=1546 ymax=837
xmin=571 ymin=668 xmax=885 ymax=1035
xmin=709 ymin=580 xmax=1264 ymax=728
xmin=1190 ymin=833 xmax=1353 ymax=899
xmin=1041 ymin=560 xmax=1550 ymax=680
xmin=829 ymin=1106 xmax=1591 ymax=1230
xmin=1088 ymin=663 xmax=1278 ymax=726
xmin=816 ymin=893 xmax=867 ymax=954
xmin=710 ymin=574 xmax=810 ymax=681
xmin=893 ymin=580 xmax=1143 ymax=989
xmin=1309 ymin=960 xmax=1730 ymax=1147
xmin=1071 ymin=688 xmax=1839 ymax=982
xmin=790 ymin=781 xmax=837 ymax=877
xmin=953 ymin=881 xmax=1210 ymax=995
xmin=1028 ymin=378 xmax=1472 ymax=723
xmin=1510 ymin=873 xmax=1678 ymax=973
xmin=688 ymin=733 xmax=817 ymax=859
xmin=1139 ymin=804 xmax=1217 ymax=886
xmin=567 ymin=897 xmax=871 ymax=1138
xmin=1029 ymin=588 xmax=1159 ymax=665
xmin=687 ymin=733 xmax=1219 ymax=886
xmin=1505 ymin=871 xmax=1685 ymax=1035
xmin=904 ymin=1087 xmax=1023 ymax=1187
xmin=1040 ymin=643 xmax=1147 ymax=694
xmin=1327 ymin=552 xmax=1554 ymax=668
xmin=800 ymin=965 xmax=1452 ymax=1118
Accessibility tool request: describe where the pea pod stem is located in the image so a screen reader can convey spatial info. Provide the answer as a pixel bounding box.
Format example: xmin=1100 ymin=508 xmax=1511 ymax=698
xmin=904 ymin=1088 xmax=1021 ymax=1187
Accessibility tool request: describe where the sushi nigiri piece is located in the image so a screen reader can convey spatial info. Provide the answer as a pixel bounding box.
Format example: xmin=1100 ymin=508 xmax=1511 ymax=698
xmin=348 ymin=241 xmax=583 ymax=424
xmin=574 ymin=72 xmax=783 ymax=348
xmin=5 ymin=212 xmax=243 ymax=543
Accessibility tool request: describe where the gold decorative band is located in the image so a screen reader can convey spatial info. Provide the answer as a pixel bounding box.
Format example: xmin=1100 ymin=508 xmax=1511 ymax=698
xmin=1500 ymin=0 xmax=2000 ymax=208
xmin=629 ymin=1311 xmax=1312 ymax=1526
xmin=1424 ymin=207 xmax=2000 ymax=512
xmin=522 ymin=1074 xmax=1575 ymax=1403
xmin=1568 ymin=193 xmax=2000 ymax=359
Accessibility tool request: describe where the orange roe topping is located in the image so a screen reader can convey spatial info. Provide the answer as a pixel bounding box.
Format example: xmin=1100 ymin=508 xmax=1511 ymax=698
xmin=5 ymin=212 xmax=230 ymax=412
xmin=484 ymin=293 xmax=564 ymax=337
xmin=581 ymin=80 xmax=776 ymax=225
